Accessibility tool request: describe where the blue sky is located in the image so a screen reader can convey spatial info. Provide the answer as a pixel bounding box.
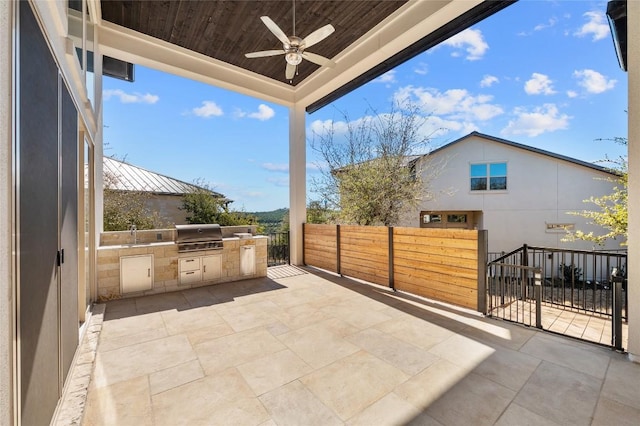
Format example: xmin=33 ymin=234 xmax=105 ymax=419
xmin=103 ymin=0 xmax=628 ymax=212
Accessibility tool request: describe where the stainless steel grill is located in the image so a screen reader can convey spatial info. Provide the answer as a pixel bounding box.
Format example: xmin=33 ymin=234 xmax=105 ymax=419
xmin=175 ymin=224 xmax=223 ymax=252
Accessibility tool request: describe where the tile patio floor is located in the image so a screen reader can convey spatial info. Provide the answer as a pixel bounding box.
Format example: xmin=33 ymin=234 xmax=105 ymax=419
xmin=79 ymin=266 xmax=640 ymax=425
xmin=489 ymin=298 xmax=629 ymax=348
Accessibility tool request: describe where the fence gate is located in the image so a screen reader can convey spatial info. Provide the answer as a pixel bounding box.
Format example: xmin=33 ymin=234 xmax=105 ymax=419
xmin=487 ymin=245 xmax=627 ymax=350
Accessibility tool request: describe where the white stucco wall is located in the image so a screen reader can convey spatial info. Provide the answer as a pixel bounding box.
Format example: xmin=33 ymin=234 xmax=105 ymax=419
xmin=408 ymin=134 xmax=622 ymax=253
xmin=0 ymin=1 xmax=13 ymax=424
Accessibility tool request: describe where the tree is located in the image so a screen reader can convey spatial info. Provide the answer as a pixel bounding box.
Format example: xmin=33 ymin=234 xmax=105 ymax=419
xmin=310 ymin=103 xmax=433 ymax=226
xmin=565 ymin=137 xmax=627 ymax=246
xmin=103 ymin=161 xmax=169 ymax=231
xmin=181 ymin=179 xmax=258 ymax=226
xmin=306 ymin=200 xmax=334 ymax=224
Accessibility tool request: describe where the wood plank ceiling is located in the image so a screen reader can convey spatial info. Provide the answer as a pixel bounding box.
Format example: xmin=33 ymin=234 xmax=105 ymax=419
xmin=100 ymin=0 xmax=408 ymax=85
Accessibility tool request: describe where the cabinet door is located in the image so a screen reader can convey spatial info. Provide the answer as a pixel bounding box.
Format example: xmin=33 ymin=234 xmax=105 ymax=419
xmin=202 ymin=255 xmax=222 ymax=281
xmin=240 ymin=245 xmax=256 ymax=276
xmin=121 ymin=255 xmax=153 ymax=293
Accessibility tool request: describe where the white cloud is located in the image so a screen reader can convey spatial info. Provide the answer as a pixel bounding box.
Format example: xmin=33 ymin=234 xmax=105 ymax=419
xmin=394 ymin=85 xmax=503 ymax=122
xmin=103 ymin=89 xmax=159 ymax=104
xmin=309 ymin=119 xmax=349 ymax=137
xmin=534 ymin=17 xmax=557 ymax=32
xmin=480 ymin=75 xmax=499 ymax=88
xmin=389 ymin=85 xmax=503 ymax=139
xmin=566 ymin=90 xmax=578 ymax=98
xmin=192 ymin=101 xmax=223 ymax=118
xmin=414 ymin=63 xmax=428 ymax=75
xmin=262 ymin=163 xmax=289 ymax=172
xmin=248 ymin=104 xmax=275 ymax=121
xmin=266 ymin=177 xmax=289 ymax=187
xmin=442 ymin=29 xmax=488 ymax=61
xmin=524 ymin=73 xmax=556 ymax=95
xmin=374 ymin=70 xmax=397 ymax=84
xmin=574 ymin=11 xmax=609 ymax=41
xmin=501 ymin=104 xmax=571 ymax=137
xmin=573 ymin=69 xmax=616 ymax=94
xmin=235 ymin=104 xmax=276 ymax=121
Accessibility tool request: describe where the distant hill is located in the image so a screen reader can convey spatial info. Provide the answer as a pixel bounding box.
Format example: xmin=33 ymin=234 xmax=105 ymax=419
xmin=250 ymin=208 xmax=288 ymax=233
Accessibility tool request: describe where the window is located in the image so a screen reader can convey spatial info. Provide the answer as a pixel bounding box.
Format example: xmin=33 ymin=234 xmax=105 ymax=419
xmin=470 ymin=162 xmax=507 ymax=191
xmin=422 ymin=214 xmax=441 ymax=224
xmin=447 ymin=214 xmax=467 ymax=223
xmin=546 ymin=223 xmax=575 ymax=233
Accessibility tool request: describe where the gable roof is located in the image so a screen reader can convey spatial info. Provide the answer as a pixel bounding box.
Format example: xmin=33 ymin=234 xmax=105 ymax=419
xmin=103 ymin=156 xmax=227 ymax=198
xmin=418 ymin=131 xmax=619 ymax=176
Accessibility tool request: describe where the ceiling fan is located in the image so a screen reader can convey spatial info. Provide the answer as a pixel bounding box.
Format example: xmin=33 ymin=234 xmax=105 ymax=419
xmin=245 ymin=0 xmax=336 ymax=81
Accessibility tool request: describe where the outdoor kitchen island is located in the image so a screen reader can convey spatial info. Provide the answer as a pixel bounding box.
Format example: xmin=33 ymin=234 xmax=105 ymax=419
xmin=96 ymin=226 xmax=267 ymax=301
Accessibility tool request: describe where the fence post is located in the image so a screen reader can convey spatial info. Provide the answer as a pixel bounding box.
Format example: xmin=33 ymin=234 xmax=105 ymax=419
xmin=285 ymin=231 xmax=292 ymax=265
xmin=300 ymin=227 xmax=304 ymax=266
xmin=612 ymin=274 xmax=624 ymax=351
xmin=388 ymin=227 xmax=395 ymax=290
xmin=534 ymin=269 xmax=542 ymax=329
xmin=521 ymin=244 xmax=529 ymax=300
xmin=477 ymin=230 xmax=488 ymax=314
xmin=336 ymin=224 xmax=341 ymax=276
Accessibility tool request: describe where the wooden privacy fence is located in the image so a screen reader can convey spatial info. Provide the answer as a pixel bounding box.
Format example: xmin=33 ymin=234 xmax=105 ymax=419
xmin=303 ymin=224 xmax=488 ymax=312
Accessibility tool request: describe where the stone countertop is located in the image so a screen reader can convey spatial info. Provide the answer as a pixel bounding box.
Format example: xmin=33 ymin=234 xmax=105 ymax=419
xmin=97 ymin=241 xmax=175 ymax=250
xmin=98 ymin=235 xmax=267 ymax=250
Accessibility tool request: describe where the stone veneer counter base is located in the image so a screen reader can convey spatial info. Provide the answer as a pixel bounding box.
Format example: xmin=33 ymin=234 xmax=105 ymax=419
xmin=97 ymin=237 xmax=268 ymax=301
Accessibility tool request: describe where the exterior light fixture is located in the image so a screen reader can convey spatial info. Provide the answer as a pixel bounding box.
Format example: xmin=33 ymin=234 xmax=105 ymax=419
xmin=606 ymin=0 xmax=627 ymax=71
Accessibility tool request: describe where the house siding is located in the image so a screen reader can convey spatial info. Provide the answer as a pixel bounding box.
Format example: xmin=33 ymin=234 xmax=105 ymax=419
xmin=407 ymin=134 xmax=622 ymax=253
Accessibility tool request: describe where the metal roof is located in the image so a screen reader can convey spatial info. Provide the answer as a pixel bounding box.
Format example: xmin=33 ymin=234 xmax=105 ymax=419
xmin=103 ymin=156 xmax=226 ymax=197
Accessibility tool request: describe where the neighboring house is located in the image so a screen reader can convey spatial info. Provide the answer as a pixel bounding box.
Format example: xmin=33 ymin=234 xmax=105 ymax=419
xmin=103 ymin=156 xmax=228 ymax=225
xmin=403 ymin=132 xmax=623 ymax=253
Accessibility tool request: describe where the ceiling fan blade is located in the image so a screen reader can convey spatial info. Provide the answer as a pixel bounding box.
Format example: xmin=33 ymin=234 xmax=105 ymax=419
xmin=245 ymin=50 xmax=285 ymax=58
xmin=301 ymin=52 xmax=336 ymax=68
xmin=302 ymin=24 xmax=335 ymax=49
xmin=285 ymin=63 xmax=296 ymax=80
xmin=260 ymin=16 xmax=290 ymax=46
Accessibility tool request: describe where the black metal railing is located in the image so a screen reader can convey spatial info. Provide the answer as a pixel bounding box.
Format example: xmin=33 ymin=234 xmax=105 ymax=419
xmin=487 ymin=263 xmax=542 ymax=328
xmin=487 ymin=245 xmax=627 ymax=349
xmin=267 ymin=232 xmax=289 ymax=266
xmin=489 ymin=245 xmax=627 ymax=317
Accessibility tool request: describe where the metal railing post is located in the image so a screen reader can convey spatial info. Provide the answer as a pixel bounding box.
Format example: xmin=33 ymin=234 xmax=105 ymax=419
xmin=534 ymin=269 xmax=542 ymax=329
xmin=521 ymin=244 xmax=528 ymax=300
xmin=612 ymin=275 xmax=624 ymax=351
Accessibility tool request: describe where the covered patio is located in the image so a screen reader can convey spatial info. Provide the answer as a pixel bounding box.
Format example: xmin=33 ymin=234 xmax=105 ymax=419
xmin=2 ymin=1 xmax=639 ymax=424
xmin=65 ymin=266 xmax=639 ymax=425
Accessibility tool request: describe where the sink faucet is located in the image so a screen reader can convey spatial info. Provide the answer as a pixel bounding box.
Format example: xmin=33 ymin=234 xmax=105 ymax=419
xmin=130 ymin=224 xmax=137 ymax=244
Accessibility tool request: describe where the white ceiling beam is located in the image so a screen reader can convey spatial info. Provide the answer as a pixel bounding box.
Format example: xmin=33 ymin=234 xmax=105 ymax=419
xmin=98 ymin=21 xmax=297 ymax=107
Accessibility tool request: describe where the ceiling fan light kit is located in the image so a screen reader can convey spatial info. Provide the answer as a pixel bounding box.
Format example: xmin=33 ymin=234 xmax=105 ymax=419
xmin=245 ymin=0 xmax=336 ymax=82
xmin=285 ymin=52 xmax=303 ymax=66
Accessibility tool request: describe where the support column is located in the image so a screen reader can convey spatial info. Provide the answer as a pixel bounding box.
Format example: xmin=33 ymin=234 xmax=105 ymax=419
xmin=0 ymin=1 xmax=13 ymax=423
xmin=289 ymin=104 xmax=306 ymax=265
xmin=627 ymin=0 xmax=640 ymax=360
